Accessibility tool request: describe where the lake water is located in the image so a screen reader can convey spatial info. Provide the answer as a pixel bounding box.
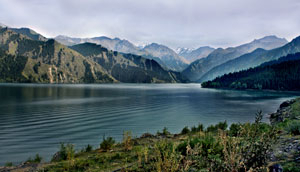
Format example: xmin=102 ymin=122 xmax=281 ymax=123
xmin=0 ymin=83 xmax=299 ymax=165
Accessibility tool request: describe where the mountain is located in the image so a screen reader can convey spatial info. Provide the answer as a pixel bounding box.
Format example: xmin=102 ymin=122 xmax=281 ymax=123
xmin=199 ymin=36 xmax=300 ymax=82
xmin=0 ymin=23 xmax=7 ymax=27
xmin=201 ymin=52 xmax=300 ymax=91
xmin=178 ymin=46 xmax=215 ymax=63
xmin=182 ymin=36 xmax=288 ymax=81
xmin=70 ymin=43 xmax=187 ymax=83
xmin=0 ymin=27 xmax=115 ymax=83
xmin=55 ymin=35 xmax=188 ymax=71
xmin=142 ymin=43 xmax=188 ymax=71
xmin=9 ymin=27 xmax=48 ymax=41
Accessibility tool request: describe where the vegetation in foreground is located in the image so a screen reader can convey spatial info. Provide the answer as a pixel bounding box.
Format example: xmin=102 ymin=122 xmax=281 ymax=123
xmin=2 ymin=99 xmax=300 ymax=172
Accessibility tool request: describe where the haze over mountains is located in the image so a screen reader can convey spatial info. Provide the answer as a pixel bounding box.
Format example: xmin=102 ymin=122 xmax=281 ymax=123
xmin=55 ymin=35 xmax=188 ymax=71
xmin=182 ymin=36 xmax=288 ymax=81
xmin=199 ymin=36 xmax=300 ymax=82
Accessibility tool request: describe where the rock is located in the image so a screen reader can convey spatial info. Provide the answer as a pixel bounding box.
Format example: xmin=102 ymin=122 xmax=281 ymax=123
xmin=269 ymin=164 xmax=283 ymax=172
xmin=140 ymin=133 xmax=155 ymax=138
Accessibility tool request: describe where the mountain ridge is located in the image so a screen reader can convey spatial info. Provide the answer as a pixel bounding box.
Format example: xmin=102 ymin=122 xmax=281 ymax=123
xmin=182 ymin=35 xmax=288 ymax=81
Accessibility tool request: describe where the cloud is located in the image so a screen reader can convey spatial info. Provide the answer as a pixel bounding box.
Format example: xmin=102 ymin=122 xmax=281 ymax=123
xmin=0 ymin=0 xmax=299 ymax=49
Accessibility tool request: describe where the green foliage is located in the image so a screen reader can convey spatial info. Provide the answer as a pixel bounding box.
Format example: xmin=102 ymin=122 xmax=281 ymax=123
xmin=286 ymin=120 xmax=300 ymax=135
xmin=4 ymin=162 xmax=13 ymax=167
xmin=229 ymin=123 xmax=242 ymax=137
xmin=181 ymin=126 xmax=190 ymax=135
xmin=206 ymin=121 xmax=228 ymax=133
xmin=162 ymin=127 xmax=169 ymax=135
xmin=100 ymin=136 xmax=115 ymax=151
xmin=202 ymin=53 xmax=300 ymax=91
xmin=26 ymin=154 xmax=43 ymax=163
xmin=52 ymin=143 xmax=75 ymax=162
xmin=152 ymin=140 xmax=181 ymax=172
xmin=83 ymin=144 xmax=93 ymax=153
xmin=191 ymin=123 xmax=204 ymax=133
xmin=123 ymin=131 xmax=133 ymax=151
xmin=283 ymin=162 xmax=300 ymax=172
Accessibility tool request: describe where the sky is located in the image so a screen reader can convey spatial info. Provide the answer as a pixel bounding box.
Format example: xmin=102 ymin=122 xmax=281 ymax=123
xmin=0 ymin=0 xmax=300 ymax=49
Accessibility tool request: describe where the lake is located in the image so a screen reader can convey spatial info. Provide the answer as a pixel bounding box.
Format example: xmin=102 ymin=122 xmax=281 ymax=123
xmin=0 ymin=83 xmax=299 ymax=165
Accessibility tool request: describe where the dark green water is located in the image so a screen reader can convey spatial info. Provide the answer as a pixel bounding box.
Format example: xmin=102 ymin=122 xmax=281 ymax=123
xmin=0 ymin=83 xmax=298 ymax=165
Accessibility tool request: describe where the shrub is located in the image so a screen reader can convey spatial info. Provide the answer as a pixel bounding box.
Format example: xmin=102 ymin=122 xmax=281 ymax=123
xmin=229 ymin=123 xmax=241 ymax=137
xmin=162 ymin=127 xmax=171 ymax=135
xmin=206 ymin=121 xmax=228 ymax=133
xmin=84 ymin=144 xmax=93 ymax=152
xmin=191 ymin=123 xmax=204 ymax=133
xmin=152 ymin=140 xmax=181 ymax=172
xmin=286 ymin=120 xmax=300 ymax=135
xmin=26 ymin=154 xmax=43 ymax=163
xmin=100 ymin=136 xmax=115 ymax=151
xmin=123 ymin=131 xmax=133 ymax=151
xmin=181 ymin=126 xmax=190 ymax=135
xmin=52 ymin=143 xmax=75 ymax=162
xmin=5 ymin=162 xmax=13 ymax=167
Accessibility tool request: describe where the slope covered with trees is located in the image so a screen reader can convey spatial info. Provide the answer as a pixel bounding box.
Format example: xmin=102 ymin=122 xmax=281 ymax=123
xmin=202 ymin=53 xmax=300 ymax=91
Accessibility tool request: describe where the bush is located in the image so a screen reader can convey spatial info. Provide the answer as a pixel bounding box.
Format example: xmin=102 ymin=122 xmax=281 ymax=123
xmin=51 ymin=143 xmax=75 ymax=162
xmin=229 ymin=123 xmax=241 ymax=136
xmin=286 ymin=120 xmax=300 ymax=135
xmin=5 ymin=162 xmax=13 ymax=167
xmin=26 ymin=154 xmax=43 ymax=163
xmin=181 ymin=126 xmax=190 ymax=135
xmin=206 ymin=121 xmax=228 ymax=133
xmin=123 ymin=131 xmax=133 ymax=151
xmin=152 ymin=140 xmax=181 ymax=172
xmin=191 ymin=123 xmax=204 ymax=133
xmin=100 ymin=136 xmax=115 ymax=151
xmin=84 ymin=144 xmax=93 ymax=152
xmin=162 ymin=127 xmax=171 ymax=135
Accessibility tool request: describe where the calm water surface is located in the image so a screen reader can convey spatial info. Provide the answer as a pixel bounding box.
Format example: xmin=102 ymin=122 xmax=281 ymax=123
xmin=0 ymin=83 xmax=299 ymax=164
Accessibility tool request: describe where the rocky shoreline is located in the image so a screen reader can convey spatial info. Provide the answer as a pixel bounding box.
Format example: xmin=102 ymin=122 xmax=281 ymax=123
xmin=269 ymin=98 xmax=300 ymax=171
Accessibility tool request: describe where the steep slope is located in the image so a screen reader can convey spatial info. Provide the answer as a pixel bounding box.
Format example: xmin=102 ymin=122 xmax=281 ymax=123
xmin=202 ymin=52 xmax=300 ymax=91
xmin=55 ymin=35 xmax=187 ymax=71
xmin=199 ymin=36 xmax=300 ymax=82
xmin=70 ymin=43 xmax=187 ymax=83
xmin=178 ymin=46 xmax=215 ymax=63
xmin=0 ymin=27 xmax=115 ymax=83
xmin=143 ymin=43 xmax=188 ymax=71
xmin=182 ymin=36 xmax=288 ymax=81
xmin=9 ymin=27 xmax=48 ymax=41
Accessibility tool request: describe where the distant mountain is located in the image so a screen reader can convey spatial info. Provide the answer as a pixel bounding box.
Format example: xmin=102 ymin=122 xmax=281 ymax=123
xmin=0 ymin=27 xmax=115 ymax=83
xmin=143 ymin=43 xmax=188 ymax=71
xmin=55 ymin=35 xmax=188 ymax=71
xmin=199 ymin=36 xmax=300 ymax=82
xmin=0 ymin=23 xmax=7 ymax=27
xmin=178 ymin=46 xmax=215 ymax=63
xmin=202 ymin=52 xmax=300 ymax=91
xmin=70 ymin=43 xmax=187 ymax=83
xmin=182 ymin=36 xmax=288 ymax=81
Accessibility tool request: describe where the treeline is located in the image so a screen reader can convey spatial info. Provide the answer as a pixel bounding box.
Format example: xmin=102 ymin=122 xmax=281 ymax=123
xmin=202 ymin=53 xmax=300 ymax=91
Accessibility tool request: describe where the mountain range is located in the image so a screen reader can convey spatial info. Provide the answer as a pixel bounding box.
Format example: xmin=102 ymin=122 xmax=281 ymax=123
xmin=198 ymin=36 xmax=300 ymax=82
xmin=0 ymin=26 xmax=186 ymax=83
xmin=55 ymin=35 xmax=188 ymax=71
xmin=177 ymin=46 xmax=215 ymax=63
xmin=182 ymin=36 xmax=288 ymax=81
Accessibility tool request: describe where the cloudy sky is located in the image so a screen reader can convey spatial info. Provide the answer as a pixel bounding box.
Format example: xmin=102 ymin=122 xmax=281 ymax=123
xmin=0 ymin=0 xmax=299 ymax=49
